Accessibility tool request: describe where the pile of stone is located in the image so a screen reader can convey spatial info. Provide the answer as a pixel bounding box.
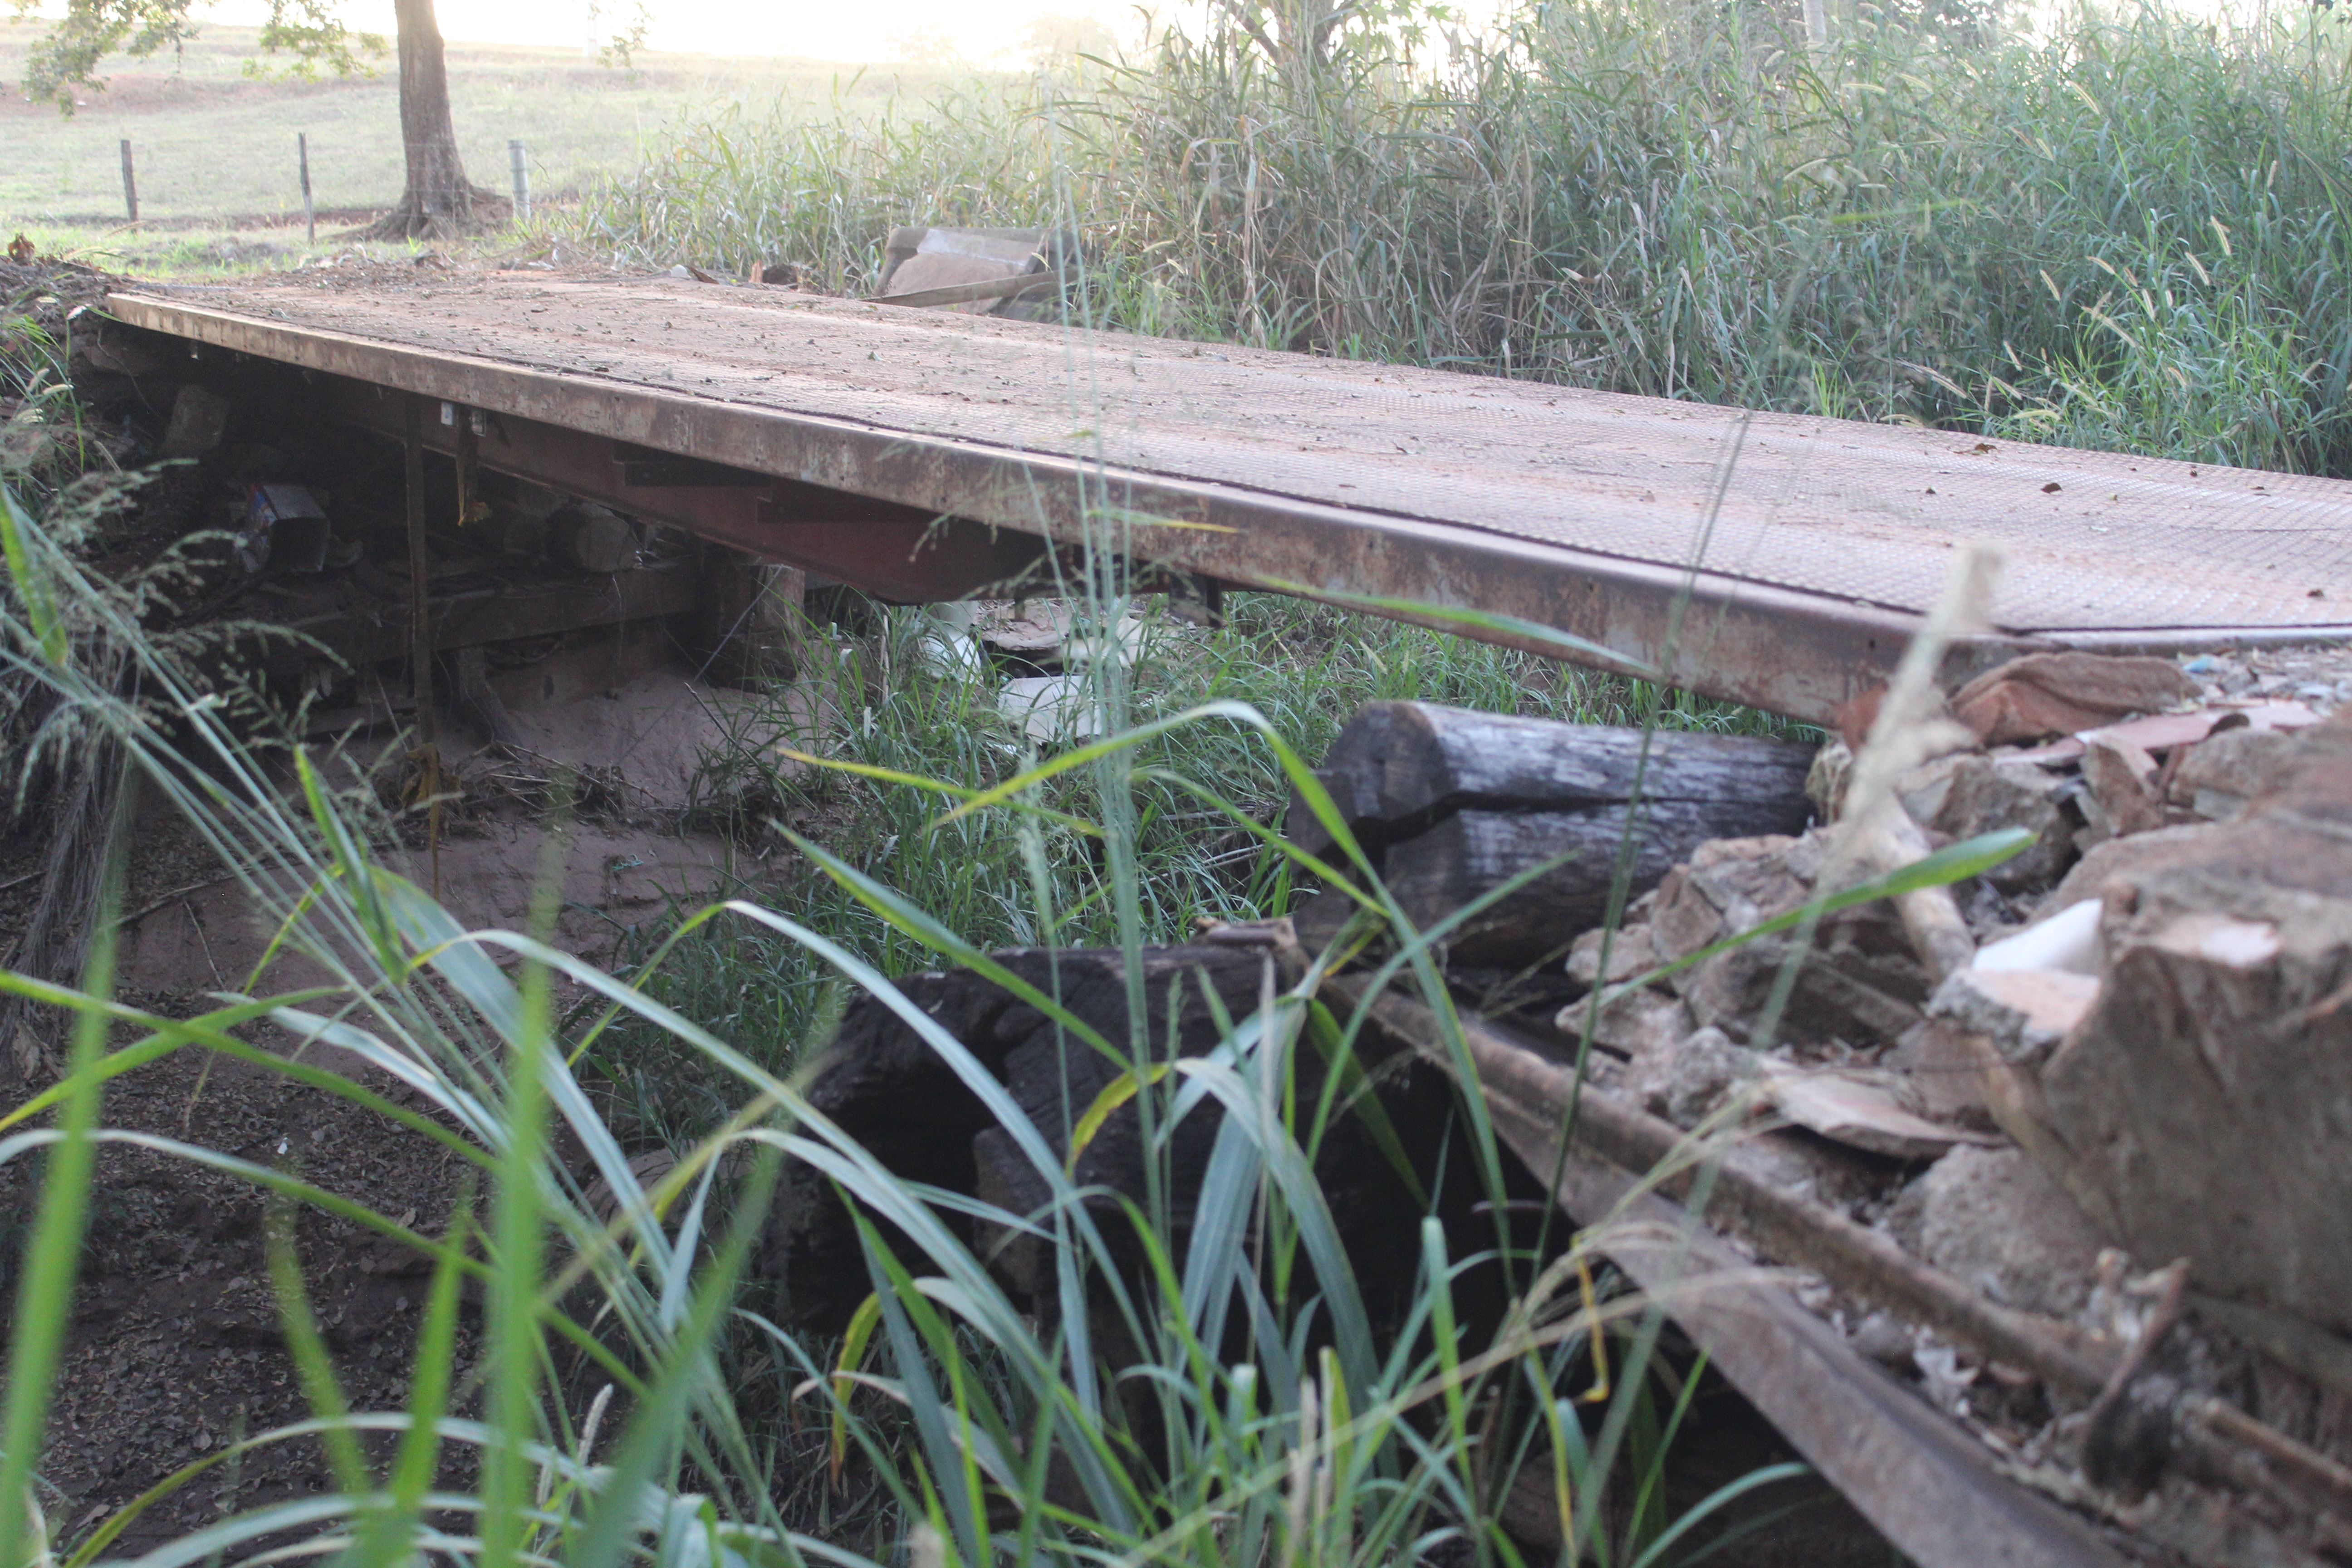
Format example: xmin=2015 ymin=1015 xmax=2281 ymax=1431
xmin=1493 ymin=651 xmax=2352 ymax=1566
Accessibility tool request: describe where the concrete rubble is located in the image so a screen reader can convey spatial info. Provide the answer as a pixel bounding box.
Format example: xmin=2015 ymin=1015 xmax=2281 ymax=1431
xmin=1523 ymin=646 xmax=2352 ymax=1566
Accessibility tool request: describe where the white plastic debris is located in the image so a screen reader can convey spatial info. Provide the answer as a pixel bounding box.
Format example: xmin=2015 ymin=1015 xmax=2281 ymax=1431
xmin=916 ymin=603 xmax=985 ymax=679
xmin=1973 ymin=897 xmax=2103 ymax=977
xmin=997 ymin=674 xmax=1099 ymax=743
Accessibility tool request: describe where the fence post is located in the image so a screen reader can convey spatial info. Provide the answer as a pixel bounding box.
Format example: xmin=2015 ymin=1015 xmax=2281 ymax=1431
xmin=118 ymin=140 xmax=138 ymax=223
xmin=508 ymin=140 xmax=529 ymax=223
xmin=299 ymin=132 xmax=315 ymax=243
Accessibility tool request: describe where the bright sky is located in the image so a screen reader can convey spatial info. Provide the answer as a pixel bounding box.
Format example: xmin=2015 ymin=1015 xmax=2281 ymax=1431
xmin=195 ymin=0 xmax=1191 ymax=66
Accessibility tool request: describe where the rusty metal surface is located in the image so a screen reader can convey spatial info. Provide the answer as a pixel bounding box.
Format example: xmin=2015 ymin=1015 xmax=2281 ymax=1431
xmin=1337 ymin=976 xmax=2134 ymax=1568
xmin=303 ymin=378 xmax=1050 ymax=603
xmin=99 ymin=276 xmax=2352 ymax=722
xmin=1479 ymin=1090 xmax=2133 ymax=1568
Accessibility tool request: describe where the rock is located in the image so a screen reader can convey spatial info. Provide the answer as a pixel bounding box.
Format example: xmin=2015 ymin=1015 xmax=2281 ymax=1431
xmin=1627 ymin=1024 xmax=1750 ymax=1129
xmin=2080 ymin=732 xmax=2166 ymax=839
xmin=161 ymin=383 xmax=233 ymax=460
xmin=1884 ymin=1021 xmax=1997 ymax=1128
xmin=1565 ymin=922 xmax=1658 ymax=986
xmin=2169 ymin=725 xmax=2304 ymax=822
xmin=1890 ymin=1146 xmax=2110 ymax=1318
xmin=1554 ymin=985 xmax=1690 ymax=1057
xmin=1928 ymin=967 xmax=2100 ymax=1069
xmin=1949 ymin=652 xmax=2197 ymax=746
xmin=1756 ymin=1058 xmax=2001 ymax=1160
xmin=2034 ymin=823 xmax=2215 ymax=921
xmin=1897 ymin=752 xmax=2075 ymax=889
xmin=971 ymin=600 xmax=1146 ymax=671
xmin=1648 ymin=833 xmax=1930 ymax=1045
xmin=998 ymin=674 xmax=1098 ymax=742
xmin=2032 ymin=715 xmax=2352 ymax=1333
xmin=1848 ymin=1310 xmax=1918 ymax=1369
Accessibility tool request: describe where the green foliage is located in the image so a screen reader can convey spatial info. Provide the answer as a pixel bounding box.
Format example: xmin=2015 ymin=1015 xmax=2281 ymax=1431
xmin=248 ymin=0 xmax=384 ymax=83
xmin=588 ymin=593 xmax=1785 ymax=1150
xmin=9 ymin=0 xmax=380 ymax=113
xmin=8 ymin=0 xmax=203 ymax=114
xmin=0 ymin=478 xmax=1842 ymax=1568
xmin=577 ymin=0 xmax=2352 ymax=478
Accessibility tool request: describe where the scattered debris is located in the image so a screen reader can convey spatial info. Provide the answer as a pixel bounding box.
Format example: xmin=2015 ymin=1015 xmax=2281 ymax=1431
xmin=1757 ymin=1058 xmax=2001 ymax=1160
xmin=2025 ymin=715 xmax=2352 ymax=1335
xmin=1642 ymin=831 xmax=1931 ymax=1044
xmin=1623 ymin=1023 xmax=1746 ymax=1130
xmin=243 ymin=482 xmax=333 ymax=573
xmin=1898 ymin=751 xmax=2073 ymax=887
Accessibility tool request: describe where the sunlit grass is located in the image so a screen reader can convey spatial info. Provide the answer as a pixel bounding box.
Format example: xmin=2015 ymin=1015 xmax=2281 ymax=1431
xmin=577 ymin=0 xmax=2352 ymax=476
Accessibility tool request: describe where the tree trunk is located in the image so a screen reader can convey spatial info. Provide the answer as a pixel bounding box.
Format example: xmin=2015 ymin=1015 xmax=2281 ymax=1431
xmin=361 ymin=0 xmax=503 ymax=240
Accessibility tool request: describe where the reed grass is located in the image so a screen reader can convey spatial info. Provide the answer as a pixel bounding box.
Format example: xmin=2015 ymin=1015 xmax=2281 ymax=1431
xmin=576 ymin=0 xmax=2352 ymax=476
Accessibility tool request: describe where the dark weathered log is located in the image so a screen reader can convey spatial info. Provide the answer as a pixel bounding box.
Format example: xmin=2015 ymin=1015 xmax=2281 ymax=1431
xmin=1286 ymin=703 xmax=1818 ymax=967
xmin=759 ymin=941 xmax=1508 ymax=1340
xmin=1286 ymin=701 xmax=1818 ymax=858
xmin=1379 ymin=799 xmax=1817 ymax=967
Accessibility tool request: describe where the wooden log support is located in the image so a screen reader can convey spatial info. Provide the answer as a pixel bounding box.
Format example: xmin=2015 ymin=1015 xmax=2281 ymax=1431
xmin=696 ymin=546 xmax=805 ymax=686
xmin=1287 ymin=703 xmax=1818 ymax=965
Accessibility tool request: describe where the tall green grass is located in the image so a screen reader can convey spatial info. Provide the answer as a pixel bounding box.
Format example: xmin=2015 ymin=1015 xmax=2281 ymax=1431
xmin=577 ymin=0 xmax=2352 ymax=476
xmin=599 ymin=593 xmax=1784 ymax=1146
xmin=0 ymin=474 xmax=1819 ymax=1568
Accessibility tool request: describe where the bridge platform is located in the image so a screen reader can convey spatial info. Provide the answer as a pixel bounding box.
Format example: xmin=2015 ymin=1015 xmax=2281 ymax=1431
xmin=100 ymin=273 xmax=2352 ymax=724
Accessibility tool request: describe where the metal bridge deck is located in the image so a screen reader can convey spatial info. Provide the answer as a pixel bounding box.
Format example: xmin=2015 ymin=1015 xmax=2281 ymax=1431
xmin=102 ymin=273 xmax=2352 ymax=723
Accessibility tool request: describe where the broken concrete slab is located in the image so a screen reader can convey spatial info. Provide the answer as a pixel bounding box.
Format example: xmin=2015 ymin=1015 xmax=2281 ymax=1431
xmin=1884 ymin=1021 xmax=1999 ymax=1129
xmin=874 ymin=226 xmax=1074 ymax=317
xmin=1758 ymin=1058 xmax=2003 ymax=1160
xmin=2169 ymin=724 xmax=2307 ymax=822
xmin=1554 ymin=984 xmax=1691 ymax=1057
xmin=1888 ymin=1146 xmax=2110 ymax=1319
xmin=1625 ymin=1024 xmax=1751 ymax=1129
xmin=1928 ymin=967 xmax=2101 ymax=1069
xmin=2079 ymin=731 xmax=2166 ymax=839
xmin=1898 ymin=752 xmax=2076 ymax=889
xmin=2029 ymin=716 xmax=2352 ymax=1334
xmin=2034 ymin=823 xmax=2216 ymax=922
xmin=1647 ymin=832 xmax=1931 ymax=1046
xmin=1950 ymin=652 xmax=2198 ymax=746
xmin=1566 ymin=921 xmax=1659 ymax=987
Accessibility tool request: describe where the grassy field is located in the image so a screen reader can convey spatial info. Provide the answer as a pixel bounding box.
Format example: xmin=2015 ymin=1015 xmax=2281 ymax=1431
xmin=0 ymin=25 xmax=975 ymax=266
